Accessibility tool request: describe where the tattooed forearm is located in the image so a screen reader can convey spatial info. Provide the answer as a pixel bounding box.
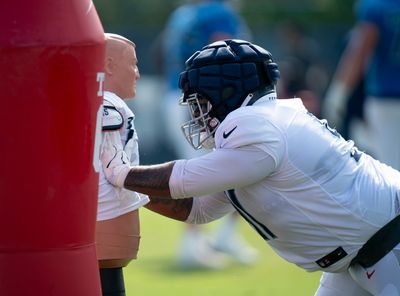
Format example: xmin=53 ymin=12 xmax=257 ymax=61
xmin=145 ymin=197 xmax=193 ymax=221
xmin=123 ymin=161 xmax=175 ymax=197
xmin=122 ymin=160 xmax=193 ymax=220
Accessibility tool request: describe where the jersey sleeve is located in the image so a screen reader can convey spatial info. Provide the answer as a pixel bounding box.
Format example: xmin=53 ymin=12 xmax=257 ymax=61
xmin=356 ymin=0 xmax=381 ymax=24
xmin=169 ymin=145 xmax=277 ymax=198
xmin=186 ymin=191 xmax=235 ymax=224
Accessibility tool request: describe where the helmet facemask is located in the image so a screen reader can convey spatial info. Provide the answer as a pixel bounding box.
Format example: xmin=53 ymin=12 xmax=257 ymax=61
xmin=180 ymin=93 xmax=220 ymax=150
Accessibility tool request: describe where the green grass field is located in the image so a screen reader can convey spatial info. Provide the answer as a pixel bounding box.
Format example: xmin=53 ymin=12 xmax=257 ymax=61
xmin=124 ymin=209 xmax=321 ymax=296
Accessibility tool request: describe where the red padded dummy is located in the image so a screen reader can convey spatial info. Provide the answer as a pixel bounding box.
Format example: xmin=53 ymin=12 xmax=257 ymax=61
xmin=0 ymin=1 xmax=105 ymax=295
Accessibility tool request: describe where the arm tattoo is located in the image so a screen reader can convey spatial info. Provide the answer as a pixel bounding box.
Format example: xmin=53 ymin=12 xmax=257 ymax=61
xmin=123 ymin=161 xmax=175 ymax=197
xmin=146 ymin=197 xmax=193 ymax=221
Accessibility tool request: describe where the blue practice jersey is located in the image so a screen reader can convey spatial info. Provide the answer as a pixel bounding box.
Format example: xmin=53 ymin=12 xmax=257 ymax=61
xmin=163 ymin=1 xmax=250 ymax=90
xmin=357 ymin=0 xmax=400 ymax=98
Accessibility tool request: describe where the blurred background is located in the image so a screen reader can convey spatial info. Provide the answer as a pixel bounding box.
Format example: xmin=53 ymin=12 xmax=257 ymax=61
xmin=93 ymin=1 xmax=358 ymax=295
xmin=94 ymin=0 xmax=357 ymax=164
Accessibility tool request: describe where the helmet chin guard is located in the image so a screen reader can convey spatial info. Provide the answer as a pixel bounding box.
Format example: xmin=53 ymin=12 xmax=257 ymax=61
xmin=180 ymin=93 xmax=219 ymax=150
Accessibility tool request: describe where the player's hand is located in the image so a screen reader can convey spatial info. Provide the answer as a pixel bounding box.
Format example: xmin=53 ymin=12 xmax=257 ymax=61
xmin=322 ymin=81 xmax=349 ymax=132
xmin=100 ymin=132 xmax=131 ymax=187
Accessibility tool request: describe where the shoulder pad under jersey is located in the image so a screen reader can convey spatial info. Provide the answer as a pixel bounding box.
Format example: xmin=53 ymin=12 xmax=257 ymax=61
xmin=102 ymin=105 xmax=124 ymax=131
xmin=216 ymin=109 xmax=283 ymax=150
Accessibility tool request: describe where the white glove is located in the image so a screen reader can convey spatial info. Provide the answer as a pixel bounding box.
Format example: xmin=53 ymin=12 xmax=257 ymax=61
xmin=322 ymin=81 xmax=350 ymax=132
xmin=100 ymin=132 xmax=131 ymax=187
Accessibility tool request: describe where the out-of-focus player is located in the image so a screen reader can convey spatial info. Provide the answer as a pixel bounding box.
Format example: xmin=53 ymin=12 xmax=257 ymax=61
xmin=158 ymin=0 xmax=257 ymax=269
xmin=96 ymin=33 xmax=149 ymax=296
xmin=323 ymin=0 xmax=400 ymax=170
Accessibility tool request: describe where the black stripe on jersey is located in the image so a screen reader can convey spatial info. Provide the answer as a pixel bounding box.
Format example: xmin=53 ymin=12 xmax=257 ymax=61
xmin=125 ymin=117 xmax=135 ymax=146
xmin=225 ymin=189 xmax=277 ymax=241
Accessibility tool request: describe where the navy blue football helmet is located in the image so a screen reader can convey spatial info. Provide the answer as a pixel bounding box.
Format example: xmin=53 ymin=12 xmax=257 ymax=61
xmin=178 ymin=39 xmax=280 ymax=121
xmin=178 ymin=39 xmax=280 ymax=150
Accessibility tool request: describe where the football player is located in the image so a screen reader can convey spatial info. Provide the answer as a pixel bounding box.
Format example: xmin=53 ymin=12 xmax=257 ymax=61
xmin=102 ymin=39 xmax=400 ymax=295
xmin=160 ymin=0 xmax=257 ymax=268
xmin=97 ymin=33 xmax=149 ymax=296
xmin=323 ymin=0 xmax=400 ymax=171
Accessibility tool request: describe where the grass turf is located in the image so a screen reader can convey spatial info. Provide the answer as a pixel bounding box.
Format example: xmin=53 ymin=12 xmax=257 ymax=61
xmin=124 ymin=209 xmax=321 ymax=296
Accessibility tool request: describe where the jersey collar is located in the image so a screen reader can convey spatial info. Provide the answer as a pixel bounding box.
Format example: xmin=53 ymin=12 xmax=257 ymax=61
xmin=241 ymin=90 xmax=277 ymax=107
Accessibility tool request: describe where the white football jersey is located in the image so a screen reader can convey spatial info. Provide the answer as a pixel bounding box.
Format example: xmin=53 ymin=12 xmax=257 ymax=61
xmin=98 ymin=91 xmax=149 ymax=221
xmin=169 ymin=94 xmax=400 ymax=272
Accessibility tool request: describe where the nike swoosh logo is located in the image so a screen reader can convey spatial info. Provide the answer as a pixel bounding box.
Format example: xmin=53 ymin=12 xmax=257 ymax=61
xmin=366 ymin=270 xmax=376 ymax=279
xmin=223 ymin=126 xmax=237 ymax=139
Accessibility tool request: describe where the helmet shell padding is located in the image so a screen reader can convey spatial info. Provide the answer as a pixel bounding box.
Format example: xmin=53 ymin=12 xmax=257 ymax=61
xmin=179 ymin=39 xmax=280 ymax=121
